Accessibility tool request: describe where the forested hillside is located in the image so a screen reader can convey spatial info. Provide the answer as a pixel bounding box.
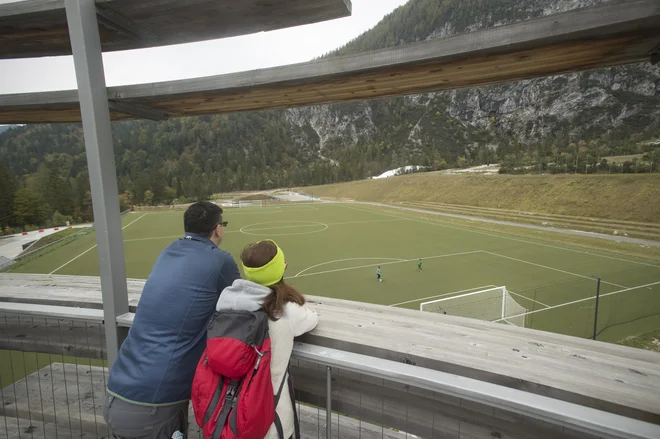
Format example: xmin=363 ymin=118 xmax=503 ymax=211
xmin=1 ymin=0 xmax=659 ymax=232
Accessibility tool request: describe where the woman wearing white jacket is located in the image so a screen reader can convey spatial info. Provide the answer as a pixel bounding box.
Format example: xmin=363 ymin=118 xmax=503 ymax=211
xmin=215 ymin=240 xmax=318 ymax=439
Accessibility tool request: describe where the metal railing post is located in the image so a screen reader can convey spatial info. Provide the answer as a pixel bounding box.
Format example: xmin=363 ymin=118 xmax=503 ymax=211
xmin=326 ymin=366 xmax=332 ymax=439
xmin=64 ymin=0 xmax=129 ymax=367
xmin=592 ymin=277 xmax=602 ymax=340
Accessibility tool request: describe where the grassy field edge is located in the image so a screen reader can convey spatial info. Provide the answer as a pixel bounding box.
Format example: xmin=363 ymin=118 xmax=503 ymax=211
xmin=298 ymin=173 xmax=660 ymax=223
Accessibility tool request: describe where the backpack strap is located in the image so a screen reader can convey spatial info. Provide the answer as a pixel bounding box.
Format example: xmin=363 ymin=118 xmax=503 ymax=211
xmin=271 ymin=367 xmax=301 ymax=439
xmin=274 ymin=368 xmax=288 ymax=407
xmin=203 ymin=380 xmax=224 ymax=425
xmin=212 ymin=380 xmax=239 ymax=439
xmin=273 ymin=365 xmax=300 ymax=439
xmin=288 ymin=369 xmax=300 ymax=439
xmin=273 ymin=367 xmax=289 ymax=439
xmin=274 ymin=414 xmax=285 ymax=439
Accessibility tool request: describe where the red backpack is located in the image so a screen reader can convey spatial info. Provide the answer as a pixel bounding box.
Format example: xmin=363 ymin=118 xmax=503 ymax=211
xmin=191 ymin=309 xmax=299 ymax=439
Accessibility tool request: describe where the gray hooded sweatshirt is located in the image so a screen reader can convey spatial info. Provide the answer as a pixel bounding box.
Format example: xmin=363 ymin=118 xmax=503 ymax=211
xmin=216 ymin=279 xmax=318 ymax=439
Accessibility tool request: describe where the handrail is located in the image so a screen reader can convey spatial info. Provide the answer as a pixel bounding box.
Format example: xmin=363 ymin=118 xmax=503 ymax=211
xmin=294 ymin=343 xmax=660 ymax=439
xmin=0 ymin=301 xmax=104 ymax=322
xmin=1 ymin=302 xmax=659 ymax=439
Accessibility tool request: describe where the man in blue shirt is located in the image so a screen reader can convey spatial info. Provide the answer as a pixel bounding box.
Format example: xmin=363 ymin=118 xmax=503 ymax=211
xmin=104 ymin=202 xmax=240 ymax=438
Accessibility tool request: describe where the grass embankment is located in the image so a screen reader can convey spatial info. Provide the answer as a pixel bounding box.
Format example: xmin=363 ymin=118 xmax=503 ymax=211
xmin=0 ymin=350 xmax=106 ymax=389
xmin=24 ymin=227 xmax=81 ymax=252
xmin=300 ymin=173 xmax=660 ymax=223
xmin=619 ymin=330 xmax=660 ymax=352
xmin=393 ymin=201 xmax=660 ymax=241
xmin=402 ymin=208 xmax=660 ymax=261
xmin=298 ymin=174 xmax=660 ymax=245
xmin=1 ymin=227 xmax=92 ymax=273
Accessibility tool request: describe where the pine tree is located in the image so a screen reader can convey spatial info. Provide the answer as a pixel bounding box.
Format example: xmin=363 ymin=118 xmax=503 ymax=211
xmin=0 ymin=163 xmax=15 ymax=231
xmin=13 ymin=187 xmax=47 ymax=227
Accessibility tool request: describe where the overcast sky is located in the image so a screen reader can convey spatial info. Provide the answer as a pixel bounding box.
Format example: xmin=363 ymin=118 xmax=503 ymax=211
xmin=0 ymin=0 xmax=409 ymax=95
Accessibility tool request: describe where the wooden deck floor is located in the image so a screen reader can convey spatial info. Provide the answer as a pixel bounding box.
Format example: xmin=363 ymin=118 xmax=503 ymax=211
xmin=0 ymin=363 xmax=415 ymax=439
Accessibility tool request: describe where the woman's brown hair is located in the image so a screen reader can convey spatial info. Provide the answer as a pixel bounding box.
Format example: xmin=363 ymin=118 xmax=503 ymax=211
xmin=241 ymin=241 xmax=305 ymax=320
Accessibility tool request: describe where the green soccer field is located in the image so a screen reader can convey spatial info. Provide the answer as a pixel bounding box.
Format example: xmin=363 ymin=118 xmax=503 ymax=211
xmin=7 ymin=202 xmax=660 ymax=343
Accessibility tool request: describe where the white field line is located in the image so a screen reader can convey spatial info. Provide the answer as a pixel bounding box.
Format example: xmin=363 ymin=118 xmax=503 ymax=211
xmin=223 ymin=206 xmax=321 ymax=214
xmin=324 ymin=219 xmax=403 ymax=227
xmin=124 ymin=235 xmax=183 ymax=243
xmin=241 ymin=208 xmax=321 ymax=214
xmin=507 ymin=290 xmax=551 ymax=309
xmin=389 ymin=285 xmax=496 ymax=307
xmin=50 ymin=213 xmax=148 ymax=275
xmin=340 ymin=203 xmax=402 ymax=218
xmin=347 ymin=208 xmax=631 ymax=289
xmin=222 ymin=210 xmax=283 ymax=215
xmin=482 ymin=251 xmax=628 ymax=289
xmin=123 ymin=232 xmax=244 ymax=243
xmin=241 ymin=222 xmax=326 ymax=233
xmin=288 ymin=250 xmax=481 ymax=279
xmin=419 ymin=286 xmax=507 ymax=309
xmin=122 ymin=218 xmax=402 ymax=243
xmin=121 ymin=213 xmax=149 ymax=230
xmin=244 ymin=218 xmax=403 ymax=233
xmin=236 ymin=203 xmax=322 ymax=209
xmin=295 ymin=258 xmax=407 ymax=277
xmin=493 ymin=281 xmax=660 ymax=323
xmin=48 ymin=245 xmax=98 ymax=275
xmin=16 ymin=228 xmax=91 ymax=259
xmin=261 ymin=203 xmax=323 ymax=209
xmin=143 ymin=205 xmax=318 ymax=215
xmin=124 ymin=219 xmax=404 ymax=242
xmin=340 ymin=203 xmax=660 ymax=269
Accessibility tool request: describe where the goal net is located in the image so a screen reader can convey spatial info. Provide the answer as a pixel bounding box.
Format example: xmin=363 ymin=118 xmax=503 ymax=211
xmin=420 ymin=286 xmax=528 ymax=327
xmin=231 ymin=200 xmax=263 ymax=208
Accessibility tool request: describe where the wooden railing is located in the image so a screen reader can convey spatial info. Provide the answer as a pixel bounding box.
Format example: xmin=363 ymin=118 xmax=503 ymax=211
xmin=1 ymin=274 xmax=660 ymax=439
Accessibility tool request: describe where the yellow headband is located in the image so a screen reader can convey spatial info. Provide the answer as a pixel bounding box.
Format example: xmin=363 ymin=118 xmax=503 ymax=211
xmin=242 ymin=240 xmax=286 ymax=287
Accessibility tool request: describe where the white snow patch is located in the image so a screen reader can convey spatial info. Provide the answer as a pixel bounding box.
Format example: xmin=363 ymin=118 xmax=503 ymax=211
xmin=372 ymin=166 xmax=426 ymax=179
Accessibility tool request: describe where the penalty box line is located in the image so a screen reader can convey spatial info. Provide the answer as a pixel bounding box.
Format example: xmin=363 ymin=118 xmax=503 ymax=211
xmin=49 ymin=213 xmax=148 ymax=275
xmin=392 ymin=287 xmax=551 ymax=309
xmin=389 ymin=285 xmax=496 ymax=307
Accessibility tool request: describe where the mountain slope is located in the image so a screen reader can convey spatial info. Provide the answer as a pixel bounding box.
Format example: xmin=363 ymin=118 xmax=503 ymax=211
xmin=305 ymin=0 xmax=659 ymax=161
xmin=0 ymin=0 xmax=658 ymax=218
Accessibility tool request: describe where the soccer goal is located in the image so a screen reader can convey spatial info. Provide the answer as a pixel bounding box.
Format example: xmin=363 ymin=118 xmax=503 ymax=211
xmin=420 ymin=286 xmax=528 ymax=327
xmin=231 ymin=200 xmax=264 ymax=208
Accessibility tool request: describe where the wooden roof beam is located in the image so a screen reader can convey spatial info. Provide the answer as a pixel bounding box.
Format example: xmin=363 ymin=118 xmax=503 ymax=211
xmin=0 ymin=0 xmax=353 ymax=59
xmin=0 ymin=0 xmax=658 ymax=124
xmin=95 ymin=5 xmax=160 ymax=46
xmin=107 ymin=100 xmax=168 ymax=121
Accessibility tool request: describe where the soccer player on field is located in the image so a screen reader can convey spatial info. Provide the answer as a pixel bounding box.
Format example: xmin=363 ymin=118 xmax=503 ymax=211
xmin=418 ymin=259 xmax=423 ymax=272
xmin=376 ymin=266 xmax=382 ymax=282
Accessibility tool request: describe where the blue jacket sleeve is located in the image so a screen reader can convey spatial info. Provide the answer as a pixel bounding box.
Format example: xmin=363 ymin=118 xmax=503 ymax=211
xmin=218 ymin=252 xmax=241 ymax=292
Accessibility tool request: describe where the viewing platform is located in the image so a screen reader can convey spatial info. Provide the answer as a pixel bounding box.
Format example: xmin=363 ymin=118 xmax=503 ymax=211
xmin=1 ymin=274 xmax=660 ymax=439
xmin=2 ymin=0 xmax=660 ymax=437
